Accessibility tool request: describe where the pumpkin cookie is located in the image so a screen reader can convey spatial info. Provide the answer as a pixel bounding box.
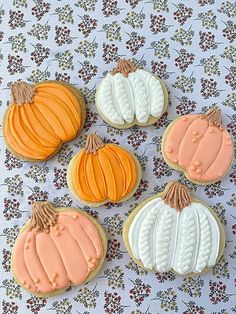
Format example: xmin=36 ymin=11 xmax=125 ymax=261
xmin=3 ymin=80 xmax=86 ymax=161
xmin=95 ymin=59 xmax=168 ymax=129
xmin=11 ymin=202 xmax=107 ymax=297
xmin=67 ymin=134 xmax=142 ymax=207
xmin=161 ymin=107 xmax=234 ymax=185
xmin=123 ymin=181 xmax=225 ymax=276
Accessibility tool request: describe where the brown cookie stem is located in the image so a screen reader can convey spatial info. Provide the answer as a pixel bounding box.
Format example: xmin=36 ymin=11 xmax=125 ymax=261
xmin=30 ymin=202 xmax=58 ymax=233
xmin=85 ymin=134 xmax=105 ymax=154
xmin=111 ymin=59 xmax=137 ymax=77
xmin=11 ymin=81 xmax=35 ymax=104
xmin=162 ymin=181 xmax=192 ymax=212
xmin=202 ymin=107 xmax=222 ymax=128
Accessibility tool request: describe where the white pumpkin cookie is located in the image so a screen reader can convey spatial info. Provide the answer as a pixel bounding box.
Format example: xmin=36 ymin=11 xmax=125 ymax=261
xmin=95 ymin=59 xmax=168 ymax=129
xmin=123 ymin=181 xmax=225 ymax=276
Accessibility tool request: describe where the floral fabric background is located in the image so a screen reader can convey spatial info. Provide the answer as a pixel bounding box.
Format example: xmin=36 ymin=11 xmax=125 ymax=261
xmin=0 ymin=0 xmax=236 ymax=313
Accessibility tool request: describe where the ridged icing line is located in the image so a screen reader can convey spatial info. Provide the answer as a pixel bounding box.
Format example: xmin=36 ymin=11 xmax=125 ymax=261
xmin=194 ymin=211 xmax=211 ymax=273
xmin=98 ymin=75 xmax=124 ymax=125
xmin=139 ymin=204 xmax=163 ymax=268
xmin=128 ymin=72 xmax=150 ymax=123
xmin=193 ymin=203 xmax=220 ymax=270
xmin=113 ymin=74 xmax=134 ymax=123
xmin=174 ymin=209 xmax=197 ymax=275
xmin=136 ymin=70 xmax=164 ymax=117
xmin=154 ymin=205 xmax=174 ymax=272
xmin=128 ymin=198 xmax=162 ymax=260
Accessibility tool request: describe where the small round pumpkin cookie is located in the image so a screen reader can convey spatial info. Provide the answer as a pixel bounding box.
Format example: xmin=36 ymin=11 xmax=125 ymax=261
xmin=123 ymin=181 xmax=225 ymax=276
xmin=3 ymin=80 xmax=86 ymax=161
xmin=67 ymin=134 xmax=142 ymax=207
xmin=11 ymin=202 xmax=107 ymax=297
xmin=161 ymin=107 xmax=234 ymax=185
xmin=95 ymin=59 xmax=168 ymax=129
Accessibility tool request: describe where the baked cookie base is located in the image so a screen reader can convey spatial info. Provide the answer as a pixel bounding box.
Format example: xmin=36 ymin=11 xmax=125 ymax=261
xmin=95 ymin=72 xmax=169 ymax=129
xmin=11 ymin=207 xmax=107 ymax=298
xmin=67 ymin=147 xmax=142 ymax=207
xmin=123 ymin=184 xmax=225 ymax=276
xmin=2 ymin=80 xmax=86 ymax=162
xmin=161 ymin=117 xmax=234 ymax=185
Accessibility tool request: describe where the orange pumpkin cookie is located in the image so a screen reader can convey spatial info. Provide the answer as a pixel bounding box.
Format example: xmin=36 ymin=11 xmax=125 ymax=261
xmin=161 ymin=107 xmax=234 ymax=184
xmin=3 ymin=80 xmax=86 ymax=161
xmin=67 ymin=134 xmax=142 ymax=207
xmin=11 ymin=202 xmax=107 ymax=297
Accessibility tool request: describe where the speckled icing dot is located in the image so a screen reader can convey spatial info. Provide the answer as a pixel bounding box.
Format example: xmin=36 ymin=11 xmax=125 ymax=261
xmin=208 ymin=128 xmax=214 ymax=133
xmin=25 ymin=245 xmax=29 ymax=250
xmin=26 ymin=284 xmax=31 ymax=289
xmin=191 ymin=137 xmax=197 ymax=143
xmin=55 ymin=231 xmax=61 ymax=236
xmin=166 ymin=147 xmax=173 ymax=153
xmin=190 ymin=166 xmax=196 ymax=171
xmin=226 ymin=141 xmax=232 ymax=146
xmin=183 ymin=117 xmax=188 ymax=121
xmin=59 ymin=225 xmax=65 ymax=231
xmin=34 ymin=278 xmax=39 ymax=284
xmin=73 ymin=214 xmax=78 ymax=220
xmin=218 ymin=171 xmax=223 ymax=177
xmin=196 ymin=169 xmax=202 ymax=174
xmin=192 ymin=130 xmax=198 ymax=135
xmin=26 ymin=238 xmax=31 ymax=243
xmin=194 ymin=160 xmax=200 ymax=166
xmin=173 ymin=158 xmax=178 ymax=163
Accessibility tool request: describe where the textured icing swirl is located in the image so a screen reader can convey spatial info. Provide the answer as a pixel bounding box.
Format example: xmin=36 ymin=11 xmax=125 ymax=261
xmin=97 ymin=69 xmax=165 ymax=125
xmin=128 ymin=199 xmax=220 ymax=275
xmin=4 ymin=82 xmax=83 ymax=160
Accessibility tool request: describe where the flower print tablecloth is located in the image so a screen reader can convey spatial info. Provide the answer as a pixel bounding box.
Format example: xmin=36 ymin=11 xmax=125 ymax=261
xmin=0 ymin=0 xmax=236 ymax=313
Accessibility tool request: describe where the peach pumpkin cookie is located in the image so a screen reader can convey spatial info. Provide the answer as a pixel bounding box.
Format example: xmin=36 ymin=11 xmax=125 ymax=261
xmin=123 ymin=181 xmax=225 ymax=276
xmin=3 ymin=80 xmax=86 ymax=161
xmin=161 ymin=107 xmax=234 ymax=185
xmin=11 ymin=202 xmax=107 ymax=297
xmin=67 ymin=134 xmax=142 ymax=207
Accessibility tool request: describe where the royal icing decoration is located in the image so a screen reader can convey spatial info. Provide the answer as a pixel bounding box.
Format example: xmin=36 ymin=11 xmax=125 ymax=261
xmin=12 ymin=202 xmax=104 ymax=295
xmin=127 ymin=181 xmax=221 ymax=275
xmin=67 ymin=134 xmax=140 ymax=204
xmin=162 ymin=107 xmax=233 ymax=184
xmin=4 ymin=81 xmax=84 ymax=160
xmin=96 ymin=59 xmax=166 ymax=126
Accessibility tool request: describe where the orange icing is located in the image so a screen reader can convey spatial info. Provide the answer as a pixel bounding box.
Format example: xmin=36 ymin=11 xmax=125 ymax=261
xmin=4 ymin=81 xmax=83 ymax=160
xmin=71 ymin=134 xmax=138 ymax=203
xmin=164 ymin=108 xmax=233 ymax=183
xmin=12 ymin=203 xmax=103 ymax=294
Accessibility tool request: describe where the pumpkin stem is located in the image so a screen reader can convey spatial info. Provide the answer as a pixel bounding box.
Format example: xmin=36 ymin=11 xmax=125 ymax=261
xmin=30 ymin=202 xmax=58 ymax=233
xmin=111 ymin=59 xmax=137 ymax=77
xmin=203 ymin=107 xmax=222 ymax=127
xmin=11 ymin=81 xmax=35 ymax=105
xmin=85 ymin=134 xmax=105 ymax=154
xmin=162 ymin=181 xmax=192 ymax=212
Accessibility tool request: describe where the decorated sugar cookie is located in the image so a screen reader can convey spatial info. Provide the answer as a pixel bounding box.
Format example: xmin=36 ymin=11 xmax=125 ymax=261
xmin=67 ymin=134 xmax=141 ymax=207
xmin=3 ymin=80 xmax=86 ymax=161
xmin=123 ymin=181 xmax=225 ymax=275
xmin=11 ymin=202 xmax=107 ymax=297
xmin=96 ymin=59 xmax=168 ymax=128
xmin=161 ymin=107 xmax=233 ymax=184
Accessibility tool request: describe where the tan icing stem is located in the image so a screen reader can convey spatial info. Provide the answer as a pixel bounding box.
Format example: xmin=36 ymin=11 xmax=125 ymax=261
xmin=162 ymin=181 xmax=192 ymax=212
xmin=85 ymin=134 xmax=105 ymax=154
xmin=202 ymin=107 xmax=222 ymax=128
xmin=30 ymin=202 xmax=58 ymax=233
xmin=111 ymin=59 xmax=137 ymax=77
xmin=11 ymin=81 xmax=35 ymax=105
